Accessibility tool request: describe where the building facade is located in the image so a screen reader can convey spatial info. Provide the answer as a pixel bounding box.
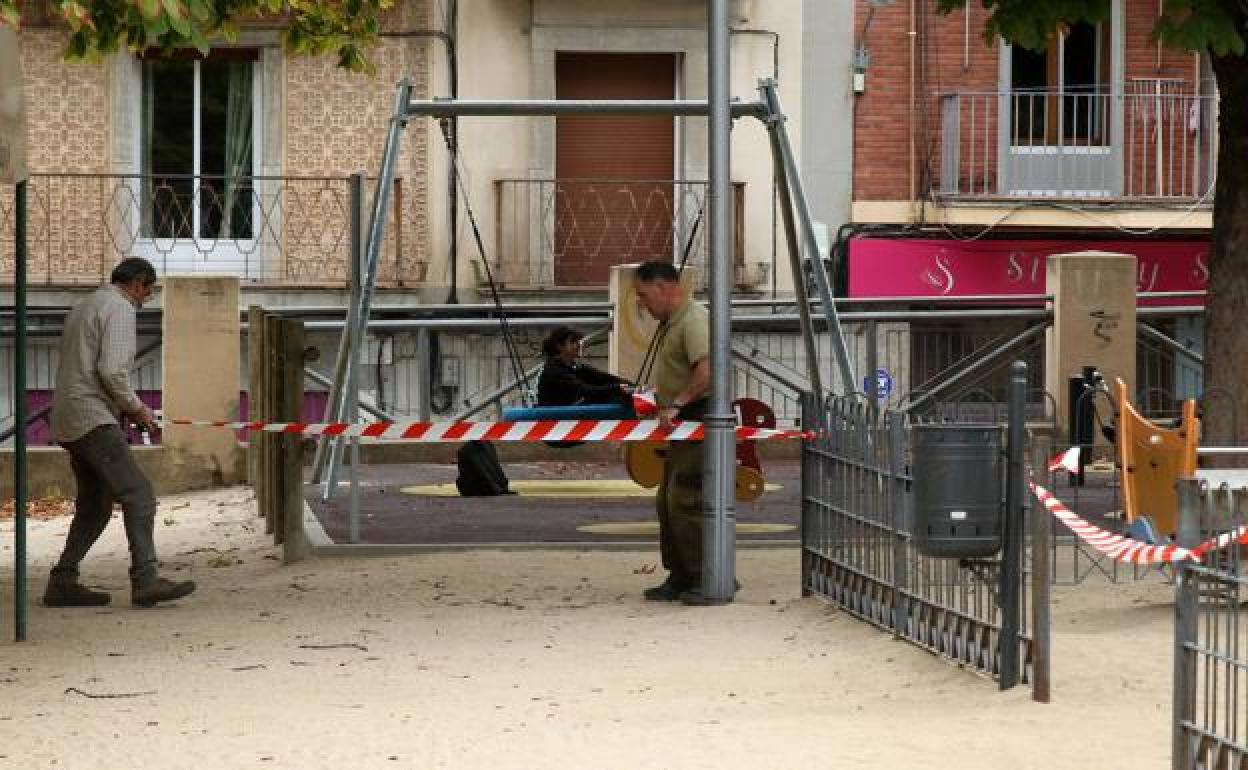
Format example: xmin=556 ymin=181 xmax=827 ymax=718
xmin=845 ymin=0 xmax=1212 ymax=398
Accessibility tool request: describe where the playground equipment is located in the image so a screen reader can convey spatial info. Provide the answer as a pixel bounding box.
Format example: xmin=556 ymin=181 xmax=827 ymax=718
xmin=1114 ymin=377 xmax=1199 ymax=537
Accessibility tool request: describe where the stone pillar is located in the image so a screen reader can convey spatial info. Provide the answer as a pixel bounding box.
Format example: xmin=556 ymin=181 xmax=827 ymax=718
xmin=1045 ymin=252 xmax=1136 ymax=441
xmin=609 ymin=264 xmax=696 ymax=387
xmin=162 ymin=275 xmax=243 ymax=488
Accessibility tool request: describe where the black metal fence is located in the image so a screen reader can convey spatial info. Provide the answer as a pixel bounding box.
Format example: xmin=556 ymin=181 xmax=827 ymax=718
xmin=801 ymin=382 xmax=1046 ymax=690
xmin=1173 ymin=478 xmax=1248 ymax=769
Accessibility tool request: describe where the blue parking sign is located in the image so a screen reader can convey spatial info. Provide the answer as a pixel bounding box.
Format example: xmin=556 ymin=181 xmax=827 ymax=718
xmin=863 ymin=368 xmax=893 ymax=400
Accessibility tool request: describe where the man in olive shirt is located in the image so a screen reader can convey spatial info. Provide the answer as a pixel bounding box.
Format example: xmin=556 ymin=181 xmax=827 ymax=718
xmin=633 ymin=261 xmax=713 ymax=602
xmin=44 ymin=257 xmax=196 ymax=608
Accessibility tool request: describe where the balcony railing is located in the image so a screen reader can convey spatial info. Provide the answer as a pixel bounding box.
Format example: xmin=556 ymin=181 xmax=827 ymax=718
xmin=489 ymin=178 xmax=750 ymax=289
xmin=0 ymin=173 xmax=425 ymax=288
xmin=938 ymin=83 xmax=1217 ymax=201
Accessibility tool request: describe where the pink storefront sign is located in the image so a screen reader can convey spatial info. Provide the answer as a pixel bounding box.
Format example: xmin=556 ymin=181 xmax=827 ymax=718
xmin=847 ymin=238 xmax=1209 ymax=302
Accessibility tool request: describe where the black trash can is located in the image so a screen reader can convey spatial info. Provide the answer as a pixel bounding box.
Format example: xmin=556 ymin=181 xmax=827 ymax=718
xmin=911 ymin=424 xmax=1003 ymax=559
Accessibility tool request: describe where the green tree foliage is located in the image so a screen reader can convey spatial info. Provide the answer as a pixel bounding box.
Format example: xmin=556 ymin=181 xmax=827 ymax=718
xmin=0 ymin=0 xmax=392 ymax=72
xmin=936 ymin=0 xmax=1244 ymax=55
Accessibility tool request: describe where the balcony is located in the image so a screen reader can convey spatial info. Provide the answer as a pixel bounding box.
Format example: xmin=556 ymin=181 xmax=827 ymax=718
xmin=938 ymin=83 xmax=1217 ymax=202
xmin=487 ymin=178 xmax=757 ymax=290
xmin=0 ymin=173 xmax=425 ymax=288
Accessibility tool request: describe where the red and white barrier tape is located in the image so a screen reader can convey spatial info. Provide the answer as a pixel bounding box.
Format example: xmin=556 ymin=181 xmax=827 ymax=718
xmin=161 ymin=417 xmax=812 ymax=444
xmin=1030 ymin=481 xmax=1196 ymax=564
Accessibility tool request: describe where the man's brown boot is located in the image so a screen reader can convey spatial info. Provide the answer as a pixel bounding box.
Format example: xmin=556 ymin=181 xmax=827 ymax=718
xmin=131 ymin=577 xmax=196 ymax=608
xmin=42 ymin=570 xmax=111 ymax=607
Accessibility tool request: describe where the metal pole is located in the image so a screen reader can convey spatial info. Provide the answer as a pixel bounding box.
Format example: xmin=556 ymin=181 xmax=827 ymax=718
xmin=998 ymin=360 xmax=1027 ymax=689
xmin=320 ymin=80 xmax=411 ymax=493
xmin=405 ymin=99 xmax=767 ymax=118
xmin=1173 ymin=478 xmax=1201 ymax=769
xmin=14 ymin=179 xmax=28 ymax=641
xmin=758 ymin=79 xmax=856 ymax=394
xmin=698 ymin=0 xmax=736 ymax=605
xmin=1030 ymin=453 xmax=1052 ymax=702
xmin=766 ymin=115 xmax=823 ymax=400
xmin=321 ymin=171 xmax=368 ymax=500
xmin=313 ymin=171 xmax=366 ymax=487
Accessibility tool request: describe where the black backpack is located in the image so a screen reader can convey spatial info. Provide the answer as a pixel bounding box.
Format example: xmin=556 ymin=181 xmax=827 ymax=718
xmin=455 ymin=440 xmax=514 ymax=496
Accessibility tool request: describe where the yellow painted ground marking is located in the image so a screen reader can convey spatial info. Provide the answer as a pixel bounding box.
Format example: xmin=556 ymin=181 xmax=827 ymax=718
xmin=400 ymin=479 xmax=781 ymax=499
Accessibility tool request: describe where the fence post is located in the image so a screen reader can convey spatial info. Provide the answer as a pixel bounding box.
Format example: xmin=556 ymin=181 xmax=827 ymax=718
xmin=1172 ymin=478 xmax=1201 ymax=770
xmin=281 ymin=318 xmax=308 ymax=563
xmin=998 ymin=360 xmax=1027 ymax=690
xmin=254 ymin=309 xmax=272 ymax=527
xmin=247 ymin=305 xmax=264 ymax=488
xmin=889 ymin=411 xmax=910 ymax=638
xmin=1030 ymin=440 xmax=1052 ymax=703
xmin=265 ymin=312 xmax=282 ymax=537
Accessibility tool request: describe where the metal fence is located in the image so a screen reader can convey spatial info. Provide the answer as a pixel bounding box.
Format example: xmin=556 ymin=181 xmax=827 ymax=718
xmin=1173 ymin=478 xmax=1248 ymax=769
xmin=0 ymin=173 xmax=425 ymax=287
xmin=490 ymin=178 xmax=754 ymax=289
xmin=939 ymin=85 xmax=1217 ymax=200
xmin=801 ymin=391 xmax=1042 ymax=687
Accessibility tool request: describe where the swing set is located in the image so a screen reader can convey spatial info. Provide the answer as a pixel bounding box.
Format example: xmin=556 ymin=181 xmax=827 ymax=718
xmin=311 ymin=78 xmax=857 ymax=505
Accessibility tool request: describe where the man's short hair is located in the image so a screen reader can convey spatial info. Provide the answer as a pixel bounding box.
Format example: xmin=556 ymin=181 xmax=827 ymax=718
xmin=110 ymin=257 xmax=158 ymax=286
xmin=634 ymin=261 xmax=680 ymax=284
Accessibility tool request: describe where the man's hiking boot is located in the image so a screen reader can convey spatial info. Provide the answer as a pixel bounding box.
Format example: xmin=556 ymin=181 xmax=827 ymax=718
xmin=643 ymin=575 xmax=690 ymax=601
xmin=131 ymin=577 xmax=196 ymax=607
xmin=42 ymin=577 xmax=111 ymax=607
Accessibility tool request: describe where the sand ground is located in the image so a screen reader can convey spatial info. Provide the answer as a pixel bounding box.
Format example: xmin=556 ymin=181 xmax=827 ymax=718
xmin=1 ymin=485 xmax=1174 ymax=769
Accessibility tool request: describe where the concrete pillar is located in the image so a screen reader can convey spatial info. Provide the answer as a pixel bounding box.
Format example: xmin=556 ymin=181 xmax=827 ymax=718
xmin=162 ymin=275 xmax=243 ymax=487
xmin=1045 ymin=252 xmax=1136 ymax=440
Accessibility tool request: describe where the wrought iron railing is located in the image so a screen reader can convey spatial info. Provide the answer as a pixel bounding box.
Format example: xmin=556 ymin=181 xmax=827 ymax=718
xmin=0 ymin=173 xmax=425 ymax=287
xmin=938 ymin=84 xmax=1217 ymax=201
xmin=489 ymin=178 xmax=750 ymax=288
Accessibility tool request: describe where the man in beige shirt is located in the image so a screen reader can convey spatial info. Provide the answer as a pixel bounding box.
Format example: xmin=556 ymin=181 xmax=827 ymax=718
xmin=633 ymin=261 xmax=717 ymax=603
xmin=44 ymin=257 xmax=196 ymax=608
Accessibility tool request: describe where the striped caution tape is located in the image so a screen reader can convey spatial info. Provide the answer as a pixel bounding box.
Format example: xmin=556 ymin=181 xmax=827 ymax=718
xmin=161 ymin=417 xmax=813 ymax=443
xmin=1029 ymin=481 xmax=1196 ymax=564
xmin=1032 ymin=480 xmax=1248 ymax=563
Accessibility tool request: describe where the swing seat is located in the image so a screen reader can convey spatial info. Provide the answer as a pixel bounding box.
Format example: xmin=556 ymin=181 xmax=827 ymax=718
xmin=502 ymin=403 xmax=637 ymax=422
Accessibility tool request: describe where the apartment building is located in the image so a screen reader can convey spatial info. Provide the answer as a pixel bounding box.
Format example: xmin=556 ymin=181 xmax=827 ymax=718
xmin=846 ymin=0 xmax=1211 ymax=395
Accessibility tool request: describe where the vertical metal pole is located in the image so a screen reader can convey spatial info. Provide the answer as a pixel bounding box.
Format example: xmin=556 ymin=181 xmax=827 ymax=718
xmin=14 ymin=179 xmax=28 ymax=641
xmin=758 ymin=79 xmax=856 ymax=394
xmin=314 ymin=171 xmax=366 ymax=489
xmin=700 ymin=0 xmax=736 ymax=604
xmin=1173 ymin=478 xmax=1201 ymax=769
xmin=999 ymin=360 xmax=1026 ymax=689
xmin=766 ymin=115 xmax=823 ymax=401
xmin=348 ymin=344 xmax=361 ymax=545
xmin=1031 ymin=440 xmax=1052 ymax=703
xmin=866 ymin=319 xmax=879 ymax=402
xmin=416 ymin=327 xmax=432 ymax=422
xmin=318 ymin=79 xmax=411 ymax=490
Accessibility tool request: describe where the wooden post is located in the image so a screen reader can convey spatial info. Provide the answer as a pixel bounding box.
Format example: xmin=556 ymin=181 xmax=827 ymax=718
xmin=281 ymin=318 xmax=309 ymax=563
xmin=247 ymin=305 xmax=264 ymax=489
xmin=265 ymin=312 xmax=282 ymax=537
xmin=254 ymin=309 xmax=271 ymax=525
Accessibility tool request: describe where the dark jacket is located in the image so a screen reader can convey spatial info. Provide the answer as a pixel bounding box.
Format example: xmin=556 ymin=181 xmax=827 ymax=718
xmin=537 ymin=358 xmax=628 ymax=406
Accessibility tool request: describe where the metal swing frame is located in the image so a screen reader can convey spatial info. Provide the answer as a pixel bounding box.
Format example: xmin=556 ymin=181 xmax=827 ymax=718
xmin=314 ymin=54 xmax=854 ymax=603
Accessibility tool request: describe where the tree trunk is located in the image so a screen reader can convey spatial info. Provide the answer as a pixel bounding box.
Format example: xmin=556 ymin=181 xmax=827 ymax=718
xmin=1205 ymin=52 xmax=1248 ymax=446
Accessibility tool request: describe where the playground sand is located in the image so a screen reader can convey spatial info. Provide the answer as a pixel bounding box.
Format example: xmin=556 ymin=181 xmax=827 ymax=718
xmin=1 ymin=485 xmax=1172 ymax=769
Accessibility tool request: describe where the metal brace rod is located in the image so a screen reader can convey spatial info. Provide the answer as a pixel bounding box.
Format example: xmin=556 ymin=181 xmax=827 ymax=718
xmin=405 ymin=99 xmax=767 ymax=118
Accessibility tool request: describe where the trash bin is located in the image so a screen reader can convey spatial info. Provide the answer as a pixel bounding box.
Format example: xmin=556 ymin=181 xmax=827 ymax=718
xmin=911 ymin=424 xmax=1003 ymax=559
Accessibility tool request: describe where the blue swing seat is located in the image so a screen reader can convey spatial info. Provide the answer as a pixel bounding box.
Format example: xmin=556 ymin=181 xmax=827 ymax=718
xmin=502 ymin=403 xmax=637 ymax=422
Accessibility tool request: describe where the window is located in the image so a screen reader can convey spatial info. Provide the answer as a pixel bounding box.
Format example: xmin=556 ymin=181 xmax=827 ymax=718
xmin=140 ymin=50 xmax=257 ymax=240
xmin=1009 ymin=22 xmax=1110 ymax=146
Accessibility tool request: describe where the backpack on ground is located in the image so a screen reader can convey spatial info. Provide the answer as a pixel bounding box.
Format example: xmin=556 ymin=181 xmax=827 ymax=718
xmin=455 ymin=440 xmax=514 ymax=496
